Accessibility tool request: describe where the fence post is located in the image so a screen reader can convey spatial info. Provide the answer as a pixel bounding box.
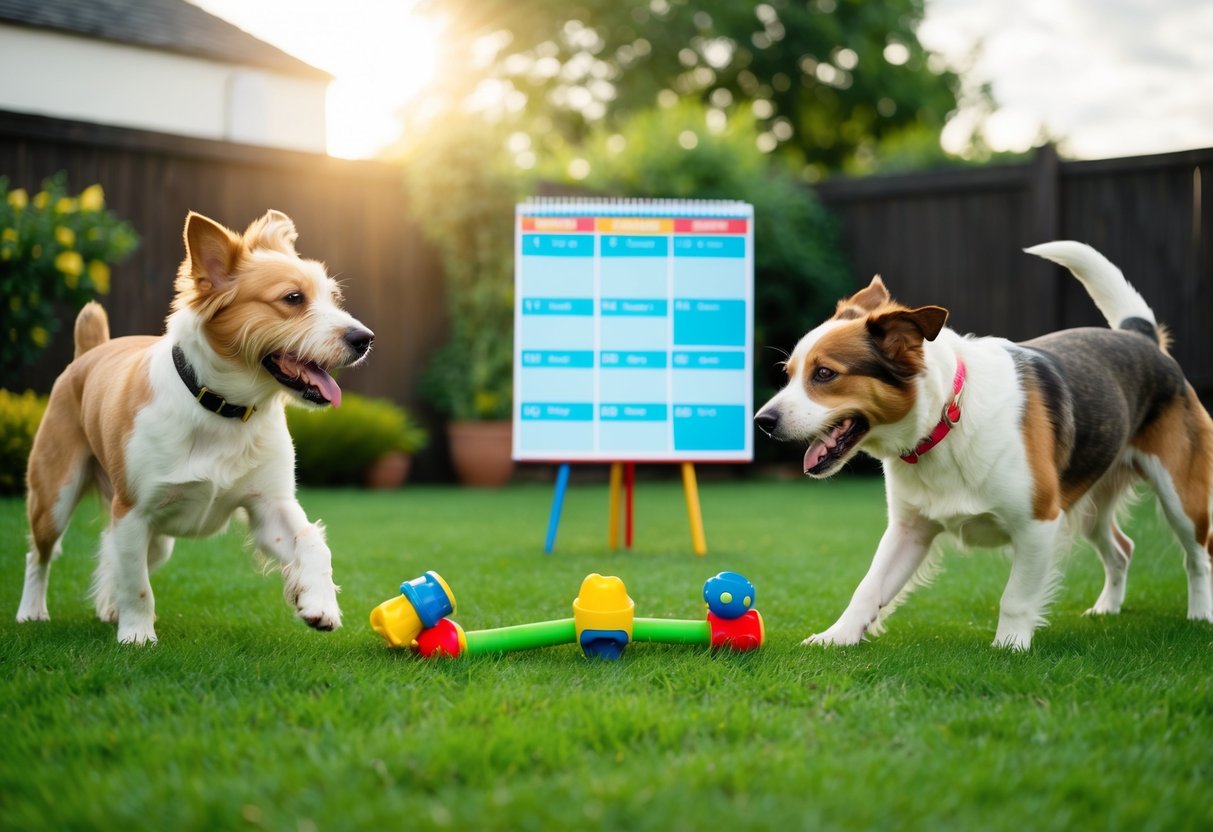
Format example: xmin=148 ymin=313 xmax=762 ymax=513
xmin=1026 ymin=143 xmax=1062 ymax=333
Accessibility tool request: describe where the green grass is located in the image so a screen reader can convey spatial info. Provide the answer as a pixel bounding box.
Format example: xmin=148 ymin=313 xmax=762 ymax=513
xmin=2 ymin=477 xmax=1211 ymax=831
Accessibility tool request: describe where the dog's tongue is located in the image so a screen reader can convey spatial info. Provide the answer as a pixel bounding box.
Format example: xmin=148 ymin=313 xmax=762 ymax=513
xmin=803 ymin=419 xmax=852 ymax=474
xmin=301 ymin=362 xmax=342 ymax=407
xmin=804 ymin=442 xmax=830 ymax=473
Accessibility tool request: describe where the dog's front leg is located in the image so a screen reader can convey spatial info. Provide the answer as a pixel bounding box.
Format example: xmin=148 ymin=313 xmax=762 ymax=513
xmin=247 ymin=499 xmax=342 ymax=631
xmin=994 ymin=517 xmax=1063 ymax=650
xmin=806 ymin=516 xmax=938 ymax=647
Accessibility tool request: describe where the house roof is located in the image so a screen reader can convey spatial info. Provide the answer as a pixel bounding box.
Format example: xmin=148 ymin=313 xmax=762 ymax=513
xmin=0 ymin=0 xmax=331 ymax=80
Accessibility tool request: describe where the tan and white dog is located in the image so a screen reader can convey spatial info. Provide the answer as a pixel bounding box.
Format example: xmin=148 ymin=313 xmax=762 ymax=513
xmin=755 ymin=242 xmax=1213 ymax=650
xmin=16 ymin=210 xmax=374 ymax=644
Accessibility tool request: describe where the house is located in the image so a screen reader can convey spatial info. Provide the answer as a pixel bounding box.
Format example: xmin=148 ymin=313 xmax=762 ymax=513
xmin=0 ymin=0 xmax=330 ymax=153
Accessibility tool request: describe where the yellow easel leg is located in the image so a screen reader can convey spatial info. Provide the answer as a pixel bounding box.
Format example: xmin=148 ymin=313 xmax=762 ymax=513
xmin=608 ymin=462 xmax=623 ymax=549
xmin=681 ymin=462 xmax=708 ymax=556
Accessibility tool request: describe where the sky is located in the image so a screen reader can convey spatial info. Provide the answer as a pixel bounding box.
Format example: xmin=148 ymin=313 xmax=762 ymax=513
xmin=190 ymin=0 xmax=1213 ymax=162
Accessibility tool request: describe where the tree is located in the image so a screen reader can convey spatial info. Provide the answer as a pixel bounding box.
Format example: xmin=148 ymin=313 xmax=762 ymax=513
xmin=411 ymin=0 xmax=961 ymax=176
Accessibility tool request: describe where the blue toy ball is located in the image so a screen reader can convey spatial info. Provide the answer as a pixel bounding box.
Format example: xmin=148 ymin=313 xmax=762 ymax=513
xmin=703 ymin=571 xmax=755 ymax=620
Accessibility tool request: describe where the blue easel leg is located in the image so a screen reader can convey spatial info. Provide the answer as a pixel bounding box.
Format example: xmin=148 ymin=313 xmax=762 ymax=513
xmin=544 ymin=463 xmax=571 ymax=554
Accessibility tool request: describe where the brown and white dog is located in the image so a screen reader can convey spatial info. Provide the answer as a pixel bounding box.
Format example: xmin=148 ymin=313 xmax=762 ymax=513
xmin=755 ymin=242 xmax=1213 ymax=649
xmin=16 ymin=210 xmax=373 ymax=644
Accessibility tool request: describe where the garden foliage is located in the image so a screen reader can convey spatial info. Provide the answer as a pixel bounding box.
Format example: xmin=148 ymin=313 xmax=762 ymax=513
xmin=286 ymin=393 xmax=428 ymax=486
xmin=0 ymin=173 xmax=138 ymax=378
xmin=0 ymin=389 xmax=47 ymax=495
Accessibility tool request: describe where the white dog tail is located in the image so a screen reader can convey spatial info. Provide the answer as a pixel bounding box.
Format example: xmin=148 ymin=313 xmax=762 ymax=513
xmin=1025 ymin=241 xmax=1158 ymax=336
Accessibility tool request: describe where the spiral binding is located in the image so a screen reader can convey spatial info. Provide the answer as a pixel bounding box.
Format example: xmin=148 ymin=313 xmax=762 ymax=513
xmin=518 ymin=197 xmax=752 ymax=217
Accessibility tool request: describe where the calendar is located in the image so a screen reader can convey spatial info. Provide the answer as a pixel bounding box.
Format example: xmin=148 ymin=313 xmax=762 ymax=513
xmin=513 ymin=199 xmax=755 ymax=462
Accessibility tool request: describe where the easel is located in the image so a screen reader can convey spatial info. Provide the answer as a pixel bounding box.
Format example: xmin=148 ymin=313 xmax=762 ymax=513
xmin=543 ymin=462 xmax=708 ymax=556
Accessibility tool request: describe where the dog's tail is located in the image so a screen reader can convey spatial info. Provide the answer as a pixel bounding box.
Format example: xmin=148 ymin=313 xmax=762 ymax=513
xmin=1025 ymin=241 xmax=1164 ymax=346
xmin=73 ymin=301 xmax=110 ymax=359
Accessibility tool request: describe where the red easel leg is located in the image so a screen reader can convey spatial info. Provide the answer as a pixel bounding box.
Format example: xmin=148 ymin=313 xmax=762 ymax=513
xmin=624 ymin=462 xmax=635 ymax=549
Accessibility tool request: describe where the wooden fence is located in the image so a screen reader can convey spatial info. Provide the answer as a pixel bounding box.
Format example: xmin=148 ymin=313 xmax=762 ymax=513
xmin=0 ymin=111 xmax=446 ymax=409
xmin=815 ymin=144 xmax=1213 ymax=402
xmin=4 ymin=113 xmax=1210 ymax=420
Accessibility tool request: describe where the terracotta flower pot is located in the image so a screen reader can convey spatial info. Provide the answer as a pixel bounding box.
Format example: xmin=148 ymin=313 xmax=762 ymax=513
xmin=366 ymin=451 xmax=412 ymax=489
xmin=447 ymin=420 xmax=514 ymax=487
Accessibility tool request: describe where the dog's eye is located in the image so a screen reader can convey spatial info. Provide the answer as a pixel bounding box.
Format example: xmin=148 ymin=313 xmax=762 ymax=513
xmin=813 ymin=366 xmax=837 ymax=383
xmin=283 ymin=291 xmax=306 ymax=306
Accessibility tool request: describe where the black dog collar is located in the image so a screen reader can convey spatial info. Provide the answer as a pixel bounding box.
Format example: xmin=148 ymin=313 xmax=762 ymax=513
xmin=172 ymin=345 xmax=256 ymax=422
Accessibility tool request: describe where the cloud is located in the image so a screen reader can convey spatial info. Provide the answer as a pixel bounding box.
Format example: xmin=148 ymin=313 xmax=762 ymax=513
xmin=921 ymin=0 xmax=1213 ymax=158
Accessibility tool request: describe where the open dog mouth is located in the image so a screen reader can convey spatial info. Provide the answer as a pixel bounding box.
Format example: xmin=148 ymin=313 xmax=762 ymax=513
xmin=261 ymin=353 xmax=343 ymax=407
xmin=804 ymin=415 xmax=869 ymax=476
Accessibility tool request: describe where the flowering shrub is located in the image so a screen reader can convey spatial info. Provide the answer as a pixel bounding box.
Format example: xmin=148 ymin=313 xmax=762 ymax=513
xmin=0 ymin=173 xmax=139 ymax=377
xmin=0 ymin=389 xmax=47 ymax=495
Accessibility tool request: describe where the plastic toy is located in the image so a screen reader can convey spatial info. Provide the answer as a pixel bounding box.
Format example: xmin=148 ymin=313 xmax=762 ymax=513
xmin=369 ymin=571 xmax=764 ymax=660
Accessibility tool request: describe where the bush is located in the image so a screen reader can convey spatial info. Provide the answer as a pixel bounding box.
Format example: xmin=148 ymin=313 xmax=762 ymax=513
xmin=286 ymin=394 xmax=428 ymax=486
xmin=405 ymin=117 xmax=521 ymax=421
xmin=0 ymin=389 xmax=48 ymax=495
xmin=0 ymin=173 xmax=139 ymax=378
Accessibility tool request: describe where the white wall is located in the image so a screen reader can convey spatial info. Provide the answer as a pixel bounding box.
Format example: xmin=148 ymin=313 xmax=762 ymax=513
xmin=0 ymin=24 xmax=327 ymax=153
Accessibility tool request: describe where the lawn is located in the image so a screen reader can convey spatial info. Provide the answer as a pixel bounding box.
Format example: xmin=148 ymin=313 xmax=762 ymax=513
xmin=1 ymin=476 xmax=1211 ymax=831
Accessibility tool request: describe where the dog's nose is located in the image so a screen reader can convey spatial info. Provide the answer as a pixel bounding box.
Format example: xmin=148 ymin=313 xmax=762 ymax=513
xmin=344 ymin=326 xmax=374 ymax=357
xmin=754 ymin=409 xmax=779 ymax=436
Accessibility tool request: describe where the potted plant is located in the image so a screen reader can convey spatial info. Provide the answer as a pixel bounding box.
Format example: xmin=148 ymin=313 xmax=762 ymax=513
xmin=286 ymin=393 xmax=428 ymax=488
xmin=406 ymin=117 xmax=521 ymax=486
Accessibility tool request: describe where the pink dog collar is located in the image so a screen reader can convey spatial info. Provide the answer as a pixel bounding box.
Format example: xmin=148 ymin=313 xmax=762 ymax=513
xmin=900 ymin=358 xmax=966 ymax=464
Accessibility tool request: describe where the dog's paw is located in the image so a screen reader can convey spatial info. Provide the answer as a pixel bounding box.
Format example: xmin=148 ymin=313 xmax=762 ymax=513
xmin=992 ymin=631 xmax=1032 ymax=651
xmin=296 ymin=587 xmax=342 ymax=631
xmin=15 ymin=607 xmax=49 ymax=623
xmin=117 ymin=620 xmax=158 ymax=645
xmin=803 ymin=624 xmax=865 ymax=647
xmin=1082 ymin=603 xmax=1120 ymax=617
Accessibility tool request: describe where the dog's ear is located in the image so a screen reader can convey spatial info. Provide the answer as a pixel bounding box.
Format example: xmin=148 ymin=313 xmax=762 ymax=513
xmin=835 ymin=275 xmax=891 ymax=319
xmin=244 ymin=209 xmax=298 ymax=255
xmin=867 ymin=305 xmax=949 ymax=357
xmin=183 ymin=212 xmax=243 ymax=294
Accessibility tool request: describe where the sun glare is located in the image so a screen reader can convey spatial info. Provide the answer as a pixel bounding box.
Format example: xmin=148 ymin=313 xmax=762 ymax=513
xmin=189 ymin=0 xmax=445 ymax=160
xmin=324 ymin=13 xmax=444 ymax=159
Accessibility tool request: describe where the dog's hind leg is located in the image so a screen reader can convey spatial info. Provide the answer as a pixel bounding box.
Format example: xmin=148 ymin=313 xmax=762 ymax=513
xmin=18 ymin=422 xmax=92 ymax=623
xmin=1085 ymin=518 xmax=1135 ymax=616
xmin=147 ymin=535 xmax=175 ymax=573
xmin=996 ymin=517 xmax=1065 ymax=650
xmin=1130 ymin=392 xmax=1213 ymax=622
xmin=1135 ymin=456 xmax=1212 ymax=621
xmin=1083 ymin=472 xmax=1138 ymax=616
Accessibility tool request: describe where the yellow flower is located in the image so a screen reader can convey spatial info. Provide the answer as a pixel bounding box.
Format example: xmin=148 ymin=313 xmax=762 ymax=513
xmin=88 ymin=260 xmax=111 ymax=294
xmin=55 ymin=226 xmax=76 ymax=247
xmin=474 ymin=390 xmax=500 ymax=415
xmin=80 ymin=184 xmax=105 ymax=212
xmin=33 ymin=191 xmax=49 ymax=209
xmin=7 ymin=189 xmax=27 ymax=210
xmin=9 ymin=296 xmax=20 ymax=312
xmin=30 ymin=326 xmax=48 ymax=348
xmin=56 ymin=197 xmax=77 ymax=214
xmin=1 ymin=228 xmax=16 ymax=242
xmin=55 ymin=250 xmax=83 ymax=279
xmin=1 ymin=248 xmax=9 ymax=261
